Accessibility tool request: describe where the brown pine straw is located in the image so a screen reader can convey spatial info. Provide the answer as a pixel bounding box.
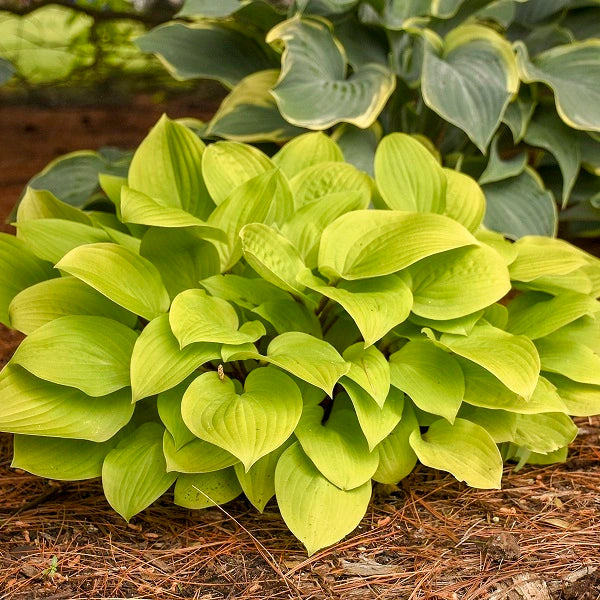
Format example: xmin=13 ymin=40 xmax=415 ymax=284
xmin=0 ymin=327 xmax=599 ymax=599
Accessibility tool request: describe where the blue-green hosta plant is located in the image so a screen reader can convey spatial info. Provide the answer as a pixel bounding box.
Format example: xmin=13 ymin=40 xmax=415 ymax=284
xmin=2 ymin=116 xmax=600 ymax=555
xmin=136 ymin=0 xmax=600 ymax=240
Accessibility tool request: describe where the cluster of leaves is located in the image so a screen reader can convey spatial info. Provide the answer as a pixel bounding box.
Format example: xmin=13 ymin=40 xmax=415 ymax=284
xmin=0 ymin=0 xmax=178 ymax=92
xmin=136 ymin=0 xmax=600 ymax=240
xmin=2 ymin=116 xmax=600 ymax=555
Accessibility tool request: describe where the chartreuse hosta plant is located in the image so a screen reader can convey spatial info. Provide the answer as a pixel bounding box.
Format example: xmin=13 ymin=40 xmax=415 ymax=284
xmin=2 ymin=116 xmax=600 ymax=555
xmin=135 ymin=0 xmax=600 ymax=240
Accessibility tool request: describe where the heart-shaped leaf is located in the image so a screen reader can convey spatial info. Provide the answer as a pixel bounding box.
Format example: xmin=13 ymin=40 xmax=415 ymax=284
xmin=318 ymin=210 xmax=478 ymax=281
xmin=181 ymin=368 xmax=302 ymax=470
xmin=409 ymin=418 xmax=503 ymax=488
xmin=102 ymin=423 xmax=177 ymax=521
xmin=408 ymin=244 xmax=511 ymax=320
xmin=9 ymin=276 xmax=137 ymax=335
xmin=441 ymin=324 xmax=540 ymax=400
xmin=12 ymin=434 xmax=117 ymax=481
xmin=273 ymin=132 xmax=344 ymax=178
xmin=275 ymin=442 xmax=372 ymax=556
xmin=169 ymin=289 xmax=265 ymax=347
xmin=266 ymin=17 xmax=395 ymax=129
xmin=390 ymin=340 xmax=464 ymax=423
xmin=56 ymin=243 xmax=171 ymax=321
xmin=298 ymin=270 xmax=413 ymax=347
xmin=261 ymin=332 xmax=350 ymax=395
xmin=11 ymin=315 xmax=137 ymax=397
xmin=375 ymin=133 xmax=446 ymax=213
xmin=130 ymin=314 xmax=221 ymax=402
xmin=174 ymin=469 xmax=242 ymax=509
xmin=0 ymin=365 xmax=133 ymax=442
xmin=295 ymin=404 xmax=379 ymax=490
xmin=422 ymin=25 xmax=519 ymax=152
xmin=127 ymin=114 xmax=213 ymax=219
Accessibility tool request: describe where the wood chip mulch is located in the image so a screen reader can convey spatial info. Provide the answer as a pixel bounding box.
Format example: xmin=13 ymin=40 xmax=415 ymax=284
xmin=0 ymin=333 xmax=599 ymax=600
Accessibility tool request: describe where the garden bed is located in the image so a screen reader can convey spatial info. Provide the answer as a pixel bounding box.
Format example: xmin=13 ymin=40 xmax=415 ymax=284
xmin=0 ymin=100 xmax=599 ymax=600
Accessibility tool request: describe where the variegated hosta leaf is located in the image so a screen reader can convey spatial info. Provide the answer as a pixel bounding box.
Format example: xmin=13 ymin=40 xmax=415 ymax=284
xmin=275 ymin=442 xmax=372 ymax=556
xmin=318 ymin=210 xmax=478 ymax=281
xmin=409 ymin=418 xmax=503 ymax=488
xmin=136 ymin=22 xmax=277 ymax=87
xmin=515 ymin=40 xmax=600 ymax=132
xmin=482 ymin=169 xmax=558 ymax=239
xmin=266 ymin=17 xmax=395 ymax=129
xmin=181 ymin=368 xmax=302 ymax=470
xmin=422 ymin=25 xmax=519 ymax=152
xmin=206 ymin=70 xmax=305 ymax=143
xmin=524 ymin=110 xmax=581 ymax=207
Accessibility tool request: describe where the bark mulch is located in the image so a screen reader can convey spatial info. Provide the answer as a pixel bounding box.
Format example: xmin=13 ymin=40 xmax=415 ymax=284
xmin=1 ymin=324 xmax=599 ymax=600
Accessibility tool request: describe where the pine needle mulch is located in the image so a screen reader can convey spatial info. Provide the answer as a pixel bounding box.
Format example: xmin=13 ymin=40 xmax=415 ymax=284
xmin=0 ymin=326 xmax=599 ymax=600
